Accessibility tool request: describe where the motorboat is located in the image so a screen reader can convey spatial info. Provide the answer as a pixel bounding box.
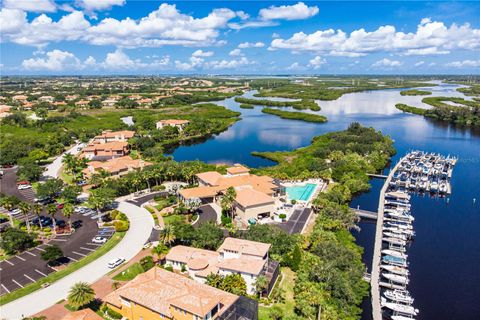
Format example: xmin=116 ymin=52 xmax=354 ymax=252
xmin=381 ymin=265 xmax=409 ymax=276
xmin=382 ymin=255 xmax=407 ymax=267
xmin=430 ymin=181 xmax=439 ymax=192
xmin=382 ymin=249 xmax=407 ymax=259
xmin=384 ymin=289 xmax=414 ymax=304
xmin=439 ymin=181 xmax=448 ymax=193
xmin=391 ymin=315 xmax=415 ymax=320
xmin=385 ymin=211 xmax=414 ymax=222
xmin=383 ymin=232 xmax=408 ymax=241
xmin=385 ymin=222 xmax=413 ymax=230
xmin=383 ymin=272 xmax=409 ymax=285
xmin=383 ymin=237 xmax=407 ymax=246
xmin=381 ymin=298 xmax=419 ymax=316
xmin=383 ymin=227 xmax=415 ymax=237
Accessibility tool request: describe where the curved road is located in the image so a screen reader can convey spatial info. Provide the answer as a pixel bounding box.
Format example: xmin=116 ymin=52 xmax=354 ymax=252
xmin=0 ymin=201 xmax=154 ymax=319
xmin=43 ymin=142 xmax=85 ymax=179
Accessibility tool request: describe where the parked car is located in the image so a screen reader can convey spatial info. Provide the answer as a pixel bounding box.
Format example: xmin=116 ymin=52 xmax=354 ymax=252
xmin=56 ymin=220 xmax=66 ymax=227
xmin=0 ymin=217 xmax=8 ymax=224
xmin=10 ymin=209 xmax=21 ymax=216
xmin=107 ymin=257 xmax=125 ymax=269
xmin=18 ymin=184 xmax=32 ymax=190
xmin=92 ymin=236 xmax=107 ymax=244
xmin=35 ymin=197 xmax=54 ymax=205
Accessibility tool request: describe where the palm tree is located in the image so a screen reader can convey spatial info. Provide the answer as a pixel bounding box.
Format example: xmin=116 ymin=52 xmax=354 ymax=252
xmin=0 ymin=196 xmax=15 ymax=227
xmin=63 ymin=203 xmax=74 ymax=230
xmin=18 ymin=202 xmax=32 ymax=232
xmin=46 ymin=204 xmax=58 ymax=233
xmin=67 ymin=282 xmax=95 ymax=309
xmin=32 ymin=204 xmax=44 ymax=230
xmin=159 ymin=224 xmax=176 ymax=246
xmin=221 ymin=187 xmax=237 ymax=219
xmin=151 ymin=243 xmax=169 ymax=261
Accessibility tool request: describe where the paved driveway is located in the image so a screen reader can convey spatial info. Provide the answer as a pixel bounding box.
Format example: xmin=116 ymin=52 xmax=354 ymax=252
xmin=0 ymin=201 xmax=154 ymax=319
xmin=192 ymin=204 xmax=219 ymax=227
xmin=43 ymin=142 xmax=85 ymax=179
xmin=276 ymin=207 xmax=312 ymax=234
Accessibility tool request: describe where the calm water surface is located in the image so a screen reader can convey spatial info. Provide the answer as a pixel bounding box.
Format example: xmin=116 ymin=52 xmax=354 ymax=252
xmin=171 ymin=82 xmax=480 ymax=320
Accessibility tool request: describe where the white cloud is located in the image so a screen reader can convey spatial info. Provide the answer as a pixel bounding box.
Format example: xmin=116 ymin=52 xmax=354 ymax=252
xmin=286 ymin=62 xmax=305 ymax=71
xmin=207 ymin=57 xmax=252 ymax=70
xmin=229 ymin=48 xmax=242 ymax=56
xmin=0 ymin=8 xmax=27 ymax=34
xmin=238 ymin=41 xmax=265 ymax=48
xmin=446 ymin=60 xmax=480 ymax=68
xmin=270 ymin=18 xmax=480 ymax=57
xmin=309 ymin=56 xmax=326 ymax=69
xmin=414 ymin=61 xmax=425 ymax=67
xmin=84 ymin=56 xmax=97 ymax=66
xmin=2 ymin=0 xmax=56 ymax=12
xmin=77 ymin=0 xmax=125 ymax=12
xmin=192 ymin=50 xmax=214 ymax=57
xmin=22 ymin=50 xmax=82 ymax=71
xmin=259 ymin=2 xmax=319 ymax=21
xmin=1 ymin=4 xmax=237 ymax=48
xmin=371 ymin=58 xmax=402 ymax=68
xmin=235 ymin=11 xmax=250 ymax=20
xmin=272 ymin=33 xmax=280 ymax=38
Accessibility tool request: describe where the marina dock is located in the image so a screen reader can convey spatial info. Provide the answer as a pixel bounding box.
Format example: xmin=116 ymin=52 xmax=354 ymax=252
xmin=351 ymin=207 xmax=378 ymax=220
xmin=368 ymin=173 xmax=388 ymax=179
xmin=371 ymin=159 xmax=403 ymax=320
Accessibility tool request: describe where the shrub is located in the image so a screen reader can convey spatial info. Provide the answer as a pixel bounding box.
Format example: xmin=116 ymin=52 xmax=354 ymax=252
xmin=114 ymin=220 xmax=129 ymax=232
xmin=221 ymin=214 xmax=232 ymax=226
xmin=164 ymin=265 xmax=173 ymax=272
xmin=151 ymin=185 xmax=166 ymax=191
xmin=109 ymin=210 xmax=121 ymax=220
xmin=139 ymin=256 xmax=155 ymax=271
xmin=291 ymin=199 xmax=297 ymax=205
xmin=279 ymin=213 xmax=287 ymax=220
xmin=103 ymin=306 xmax=122 ymax=320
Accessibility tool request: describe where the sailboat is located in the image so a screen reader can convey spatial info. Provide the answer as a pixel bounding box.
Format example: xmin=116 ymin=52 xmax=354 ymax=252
xmin=384 ymin=289 xmax=414 ymax=304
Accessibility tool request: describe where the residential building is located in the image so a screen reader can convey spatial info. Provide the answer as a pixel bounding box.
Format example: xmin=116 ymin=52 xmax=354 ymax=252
xmin=92 ymin=130 xmax=135 ymax=143
xmin=104 ymin=267 xmax=258 ymax=320
xmin=166 ymin=237 xmax=279 ymax=296
xmin=38 ymin=95 xmax=55 ymax=102
xmin=82 ymin=156 xmax=152 ymax=179
xmin=12 ymin=95 xmax=28 ymax=102
xmin=179 ymin=165 xmax=284 ymax=223
xmin=61 ymin=309 xmax=103 ymax=320
xmin=102 ymin=99 xmax=118 ymax=107
xmin=0 ymin=105 xmax=12 ymax=118
xmin=82 ymin=141 xmax=129 ymax=160
xmin=156 ymin=119 xmax=190 ymax=131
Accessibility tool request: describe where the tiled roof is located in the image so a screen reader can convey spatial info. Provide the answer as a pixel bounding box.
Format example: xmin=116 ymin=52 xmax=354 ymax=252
xmin=217 ymin=257 xmax=266 ymax=275
xmin=226 ymin=165 xmax=250 ymax=175
xmin=95 ymin=130 xmax=135 ymax=139
xmin=103 ymin=268 xmax=238 ymax=318
xmin=218 ymin=237 xmax=271 ymax=258
xmin=196 ymin=171 xmax=223 ymax=185
xmin=234 ymin=187 xmax=275 ymax=208
xmin=61 ymin=309 xmax=103 ymax=320
xmin=84 ymin=141 xmax=128 ymax=152
xmin=83 ymin=156 xmax=152 ymax=175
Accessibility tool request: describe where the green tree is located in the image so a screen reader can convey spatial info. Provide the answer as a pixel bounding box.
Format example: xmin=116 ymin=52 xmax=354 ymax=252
xmin=63 ymin=203 xmax=74 ymax=229
xmin=32 ymin=204 xmax=44 ymax=230
xmin=0 ymin=196 xmax=18 ymax=227
xmin=151 ymin=243 xmax=169 ymax=261
xmin=0 ymin=228 xmax=36 ymax=254
xmin=17 ymin=160 xmax=43 ymax=182
xmin=41 ymin=244 xmax=63 ymax=264
xmin=220 ymin=186 xmax=237 ymax=219
xmin=192 ymin=222 xmax=224 ymax=250
xmin=18 ymin=202 xmax=32 ymax=232
xmin=254 ymin=275 xmax=269 ymax=297
xmin=268 ymin=305 xmax=284 ymax=320
xmin=37 ymin=178 xmax=64 ymax=200
xmin=159 ymin=224 xmax=176 ymax=246
xmin=87 ymin=187 xmax=115 ymax=223
xmin=46 ymin=203 xmax=58 ymax=232
xmin=221 ymin=274 xmax=247 ymax=296
xmin=61 ymin=185 xmax=81 ymax=204
xmin=67 ymin=282 xmax=95 ymax=309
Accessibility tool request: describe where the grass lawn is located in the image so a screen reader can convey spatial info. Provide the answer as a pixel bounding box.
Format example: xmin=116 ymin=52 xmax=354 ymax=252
xmin=162 ymin=214 xmax=185 ymax=225
xmin=59 ymin=166 xmax=74 ymax=184
xmin=259 ymin=267 xmax=297 ymax=320
xmin=0 ymin=232 xmax=126 ymax=306
xmin=112 ymin=262 xmax=145 ymax=281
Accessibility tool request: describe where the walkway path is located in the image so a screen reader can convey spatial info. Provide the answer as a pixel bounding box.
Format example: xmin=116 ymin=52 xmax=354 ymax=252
xmin=43 ymin=142 xmax=85 ymax=179
xmin=0 ymin=201 xmax=154 ymax=319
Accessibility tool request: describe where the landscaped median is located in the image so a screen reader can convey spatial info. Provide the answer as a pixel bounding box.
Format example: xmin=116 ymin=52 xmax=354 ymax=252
xmin=0 ymin=231 xmax=125 ymax=306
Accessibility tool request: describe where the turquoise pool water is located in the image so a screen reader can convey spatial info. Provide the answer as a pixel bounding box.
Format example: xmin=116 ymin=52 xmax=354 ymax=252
xmin=286 ymin=183 xmax=317 ymax=201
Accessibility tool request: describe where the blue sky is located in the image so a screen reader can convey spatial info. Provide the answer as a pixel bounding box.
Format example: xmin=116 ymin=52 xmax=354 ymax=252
xmin=1 ymin=1 xmax=479 ymax=75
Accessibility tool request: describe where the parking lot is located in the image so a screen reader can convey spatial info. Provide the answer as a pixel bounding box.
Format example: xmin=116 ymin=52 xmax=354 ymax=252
xmin=0 ymin=167 xmax=116 ymax=296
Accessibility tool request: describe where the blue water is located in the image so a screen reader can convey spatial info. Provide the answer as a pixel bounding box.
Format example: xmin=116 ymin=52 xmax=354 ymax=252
xmin=170 ymin=82 xmax=480 ymax=320
xmin=286 ymin=183 xmax=317 ymax=201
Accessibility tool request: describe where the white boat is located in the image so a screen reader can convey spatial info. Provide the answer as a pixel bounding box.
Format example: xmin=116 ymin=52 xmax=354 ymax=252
xmin=385 ymin=212 xmax=414 ymax=222
xmin=391 ymin=316 xmax=415 ymax=320
xmin=382 ymin=272 xmax=409 ymax=285
xmin=381 ymin=265 xmax=409 ymax=276
xmin=382 ymin=298 xmax=419 ymax=316
xmin=383 ymin=232 xmax=408 ymax=241
xmin=385 ymin=222 xmax=413 ymax=230
xmin=382 ymin=249 xmax=407 ymax=259
xmin=384 ymin=289 xmax=414 ymax=304
xmin=383 ymin=237 xmax=407 ymax=246
xmin=439 ymin=182 xmax=448 ymax=193
xmin=430 ymin=181 xmax=439 ymax=191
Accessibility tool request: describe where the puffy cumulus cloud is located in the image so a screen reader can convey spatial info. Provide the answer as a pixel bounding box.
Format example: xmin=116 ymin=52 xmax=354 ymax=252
xmin=1 ymin=10 xmax=90 ymax=47
xmin=1 ymin=3 xmax=237 ymax=48
xmin=2 ymin=0 xmax=56 ymax=13
xmin=22 ymin=50 xmax=82 ymax=71
xmin=446 ymin=60 xmax=480 ymax=68
xmin=286 ymin=62 xmax=305 ymax=71
xmin=414 ymin=61 xmax=425 ymax=67
xmin=259 ymin=2 xmax=319 ymax=21
xmin=0 ymin=8 xmax=27 ymax=34
xmin=270 ymin=18 xmax=480 ymax=57
xmin=229 ymin=2 xmax=318 ymax=30
xmin=371 ymin=58 xmax=402 ymax=68
xmin=77 ymin=0 xmax=125 ymax=12
xmin=206 ymin=57 xmax=252 ymax=70
xmin=309 ymin=56 xmax=326 ymax=69
xmin=238 ymin=41 xmax=265 ymax=48
xmin=192 ymin=50 xmax=214 ymax=57
xmin=229 ymin=48 xmax=242 ymax=56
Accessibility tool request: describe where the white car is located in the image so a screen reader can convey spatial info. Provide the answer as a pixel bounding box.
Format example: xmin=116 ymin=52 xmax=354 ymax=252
xmin=10 ymin=209 xmax=21 ymax=216
xmin=74 ymin=206 xmax=87 ymax=213
xmin=91 ymin=236 xmax=107 ymax=244
xmin=107 ymin=257 xmax=125 ymax=269
xmin=17 ymin=184 xmax=32 ymax=190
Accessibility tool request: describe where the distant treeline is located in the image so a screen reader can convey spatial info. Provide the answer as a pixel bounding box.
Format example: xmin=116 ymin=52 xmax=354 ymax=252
xmin=261 ymin=108 xmax=327 ymax=123
xmin=234 ymin=97 xmax=320 ymax=111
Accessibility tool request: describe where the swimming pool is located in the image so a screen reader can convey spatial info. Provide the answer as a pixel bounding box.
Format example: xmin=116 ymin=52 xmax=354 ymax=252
xmin=286 ymin=183 xmax=317 ymax=201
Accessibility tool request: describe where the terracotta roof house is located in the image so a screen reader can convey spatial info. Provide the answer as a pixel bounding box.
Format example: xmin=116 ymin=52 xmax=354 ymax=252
xmin=82 ymin=156 xmax=152 ymax=179
xmin=12 ymin=95 xmax=28 ymax=101
xmin=93 ymin=130 xmax=135 ymax=143
xmin=166 ymin=237 xmax=278 ymax=296
xmin=179 ymin=165 xmax=284 ymax=224
xmin=103 ymin=267 xmax=258 ymax=320
xmin=61 ymin=309 xmax=103 ymax=320
xmin=82 ymin=141 xmax=129 ymax=161
xmin=0 ymin=105 xmax=12 ymax=118
xmin=156 ymin=119 xmax=190 ymax=131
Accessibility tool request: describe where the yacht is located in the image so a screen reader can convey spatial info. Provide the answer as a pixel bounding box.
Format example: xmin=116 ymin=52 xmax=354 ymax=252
xmin=382 ymin=272 xmax=409 ymax=285
xmin=381 ymin=265 xmax=409 ymax=276
xmin=384 ymin=289 xmax=414 ymax=304
xmin=383 ymin=232 xmax=408 ymax=241
xmin=382 ymin=249 xmax=407 ymax=259
xmin=381 ymin=298 xmax=419 ymax=316
xmin=430 ymin=181 xmax=439 ymax=192
xmin=383 ymin=237 xmax=407 ymax=246
xmin=382 ymin=255 xmax=407 ymax=267
xmin=391 ymin=316 xmax=415 ymax=320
